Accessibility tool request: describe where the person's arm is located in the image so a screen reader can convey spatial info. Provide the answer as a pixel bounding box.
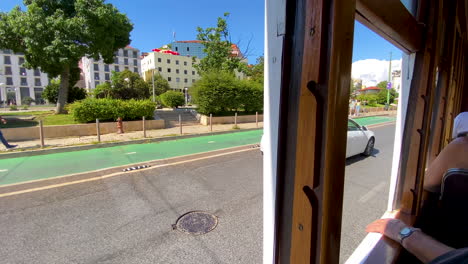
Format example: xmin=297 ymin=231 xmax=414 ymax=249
xmin=423 ymin=142 xmax=456 ymax=192
xmin=366 ymin=219 xmax=454 ymax=263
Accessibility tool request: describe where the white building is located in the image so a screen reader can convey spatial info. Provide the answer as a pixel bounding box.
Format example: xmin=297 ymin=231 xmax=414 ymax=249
xmin=80 ymin=45 xmax=141 ymax=91
xmin=141 ymin=51 xmax=201 ymax=92
xmin=0 ymin=49 xmax=50 ymax=105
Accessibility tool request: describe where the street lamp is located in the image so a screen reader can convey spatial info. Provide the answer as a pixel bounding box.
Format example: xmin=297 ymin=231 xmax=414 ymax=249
xmin=152 ymin=69 xmax=155 ymax=103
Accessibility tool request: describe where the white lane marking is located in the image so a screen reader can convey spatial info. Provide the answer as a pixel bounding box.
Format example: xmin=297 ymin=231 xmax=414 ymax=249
xmin=208 ymin=141 xmax=215 ymax=143
xmin=125 ymin=152 xmax=137 ymax=155
xmin=359 ymin=182 xmax=387 ymax=203
xmin=0 ymin=169 xmax=8 ymax=172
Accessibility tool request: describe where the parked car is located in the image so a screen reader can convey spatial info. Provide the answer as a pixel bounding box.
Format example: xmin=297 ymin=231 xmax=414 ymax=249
xmin=260 ymin=119 xmax=375 ymax=158
xmin=346 ymin=119 xmax=375 ymax=158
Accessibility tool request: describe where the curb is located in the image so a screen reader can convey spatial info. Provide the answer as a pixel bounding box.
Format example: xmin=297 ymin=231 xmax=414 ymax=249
xmin=0 ymin=144 xmax=259 ymax=197
xmin=0 ymin=128 xmax=263 ymax=160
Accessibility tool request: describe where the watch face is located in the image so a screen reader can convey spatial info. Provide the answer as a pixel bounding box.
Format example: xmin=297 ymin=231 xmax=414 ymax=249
xmin=400 ymin=228 xmax=411 ymax=236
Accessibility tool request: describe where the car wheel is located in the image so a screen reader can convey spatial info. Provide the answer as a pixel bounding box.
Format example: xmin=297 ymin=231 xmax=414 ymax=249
xmin=363 ymin=137 xmax=375 ymax=156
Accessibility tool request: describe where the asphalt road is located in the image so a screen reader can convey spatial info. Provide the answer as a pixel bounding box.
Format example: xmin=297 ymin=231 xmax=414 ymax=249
xmin=0 ymin=150 xmax=263 ymax=264
xmin=340 ymin=123 xmax=396 ymax=262
xmin=0 ymin=123 xmax=395 ymax=264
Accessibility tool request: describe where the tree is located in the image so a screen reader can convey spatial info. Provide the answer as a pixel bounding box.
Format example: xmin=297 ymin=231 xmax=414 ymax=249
xmin=160 ymin=91 xmax=185 ymax=108
xmin=376 ymin=81 xmax=388 ymax=89
xmin=194 ymin=13 xmax=245 ymax=75
xmin=147 ymin=72 xmax=170 ymax=96
xmin=43 ymin=79 xmax=87 ymax=104
xmin=376 ymin=88 xmax=399 ymax=105
xmin=247 ymin=56 xmax=264 ymax=85
xmin=0 ymin=0 xmax=133 ymax=113
xmin=94 ymin=70 xmax=150 ymax=100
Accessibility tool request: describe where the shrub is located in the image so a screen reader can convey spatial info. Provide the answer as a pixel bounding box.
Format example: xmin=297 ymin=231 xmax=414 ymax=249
xmin=43 ymin=81 xmax=88 ymax=103
xmin=69 ymin=98 xmax=156 ymax=123
xmin=191 ymin=71 xmax=263 ymax=115
xmin=21 ymin=96 xmax=34 ymax=106
xmin=160 ymin=91 xmax=185 ymax=108
xmin=9 ymin=105 xmax=18 ymax=111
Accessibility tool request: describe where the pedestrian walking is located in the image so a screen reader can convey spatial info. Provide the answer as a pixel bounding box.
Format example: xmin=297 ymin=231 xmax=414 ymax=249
xmin=349 ymin=99 xmax=356 ymax=116
xmin=355 ymin=100 xmax=361 ymax=117
xmin=0 ymin=116 xmax=17 ymax=150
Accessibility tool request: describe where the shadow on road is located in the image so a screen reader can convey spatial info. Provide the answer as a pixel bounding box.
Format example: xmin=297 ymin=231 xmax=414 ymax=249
xmin=345 ymin=148 xmax=380 ymax=166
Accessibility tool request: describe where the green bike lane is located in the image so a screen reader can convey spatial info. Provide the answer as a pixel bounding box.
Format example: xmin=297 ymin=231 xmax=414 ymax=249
xmin=0 ymin=130 xmax=263 ymax=186
xmin=0 ymin=115 xmax=395 ymax=187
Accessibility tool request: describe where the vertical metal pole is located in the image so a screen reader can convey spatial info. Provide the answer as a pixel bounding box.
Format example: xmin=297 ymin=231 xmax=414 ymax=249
xmin=96 ymin=119 xmax=101 ymax=142
xmin=179 ymin=114 xmax=182 ymax=135
xmin=210 ymin=114 xmax=213 ymax=132
xmin=152 ymin=70 xmax=155 ymax=103
xmin=235 ymin=112 xmax=237 ymax=127
xmin=39 ymin=120 xmax=44 ymax=148
xmin=387 ymin=52 xmax=392 ymax=107
xmin=256 ymin=111 xmax=258 ymax=128
xmin=142 ymin=116 xmax=146 ymax=138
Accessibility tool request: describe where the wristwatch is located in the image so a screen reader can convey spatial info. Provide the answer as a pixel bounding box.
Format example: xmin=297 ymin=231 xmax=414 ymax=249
xmin=399 ymin=227 xmax=420 ymax=244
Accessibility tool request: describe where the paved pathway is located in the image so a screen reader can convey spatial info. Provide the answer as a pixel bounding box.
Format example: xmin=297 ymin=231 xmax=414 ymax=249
xmin=0 ymin=130 xmax=262 ymax=186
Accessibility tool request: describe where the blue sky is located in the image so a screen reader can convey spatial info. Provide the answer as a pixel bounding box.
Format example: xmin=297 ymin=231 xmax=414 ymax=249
xmin=1 ymin=1 xmax=402 ymax=63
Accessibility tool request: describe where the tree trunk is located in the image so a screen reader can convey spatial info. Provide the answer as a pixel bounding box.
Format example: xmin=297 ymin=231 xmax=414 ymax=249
xmin=55 ymin=64 xmax=70 ymax=114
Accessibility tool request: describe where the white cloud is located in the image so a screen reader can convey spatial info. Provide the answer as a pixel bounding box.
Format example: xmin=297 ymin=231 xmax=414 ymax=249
xmin=352 ymin=59 xmax=402 ymax=87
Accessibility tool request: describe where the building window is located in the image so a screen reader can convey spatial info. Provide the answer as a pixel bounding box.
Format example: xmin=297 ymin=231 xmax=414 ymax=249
xmin=133 ymin=59 xmax=137 ymax=66
xmin=114 ymin=51 xmax=119 ymax=56
xmin=115 ymin=66 xmax=120 ymax=72
xmin=124 ymin=67 xmax=128 ymax=70
xmin=124 ymin=58 xmax=128 ymax=65
xmin=93 ymin=63 xmax=99 ymax=71
xmin=35 ymin=78 xmax=41 ymax=86
xmin=192 ymin=79 xmax=196 ymax=83
xmin=34 ymin=69 xmax=40 ymax=76
xmin=158 ymin=67 xmax=162 ymax=72
xmin=123 ymin=50 xmax=128 ymax=57
xmin=20 ymin=67 xmax=27 ymax=76
xmin=20 ymin=87 xmax=30 ymax=99
xmin=105 ymin=73 xmax=110 ymax=81
xmin=133 ymin=51 xmax=137 ymax=58
xmin=167 ymin=59 xmax=170 ymax=64
xmin=184 ymin=61 xmax=187 ymax=66
xmin=168 ymin=77 xmax=171 ymax=82
xmin=134 ymin=67 xmax=138 ymax=73
xmin=175 ymin=47 xmax=178 ymax=51
xmin=21 ymin=77 xmax=27 ymax=86
xmin=4 ymin=66 xmax=12 ymax=75
xmin=176 ymin=60 xmax=179 ymax=65
xmin=2 ymin=49 xmax=11 ymax=54
xmin=95 ymin=81 xmax=100 ymax=86
xmin=18 ymin=57 xmax=25 ymax=65
xmin=4 ymin=56 xmax=11 ymax=64
xmin=158 ymin=58 xmax=161 ymax=62
xmin=34 ymin=88 xmax=44 ymax=104
xmin=114 ymin=57 xmax=119 ymax=64
xmin=184 ymin=78 xmax=188 ymax=83
xmin=6 ymin=77 xmax=13 ymax=85
xmin=94 ymin=72 xmax=100 ymax=80
xmin=176 ymin=77 xmax=180 ymax=83
xmin=104 ymin=65 xmax=109 ymax=72
xmin=184 ymin=70 xmax=187 ymax=74
xmin=176 ymin=69 xmax=179 ymax=74
xmin=187 ymin=47 xmax=189 ymax=51
xmin=192 ymin=71 xmax=195 ymax=75
xmin=167 ymin=68 xmax=171 ymax=73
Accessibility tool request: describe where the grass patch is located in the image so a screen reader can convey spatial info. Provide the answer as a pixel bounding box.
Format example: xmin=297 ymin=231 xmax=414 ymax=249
xmin=39 ymin=114 xmax=79 ymax=126
xmin=0 ymin=111 xmax=79 ymax=128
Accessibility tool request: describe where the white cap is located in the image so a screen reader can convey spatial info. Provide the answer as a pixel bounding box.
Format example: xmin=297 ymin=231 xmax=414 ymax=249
xmin=452 ymin=112 xmax=468 ymax=138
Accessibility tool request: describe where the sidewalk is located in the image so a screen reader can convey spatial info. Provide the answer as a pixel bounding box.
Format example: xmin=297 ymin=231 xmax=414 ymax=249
xmin=2 ymin=122 xmax=264 ymax=152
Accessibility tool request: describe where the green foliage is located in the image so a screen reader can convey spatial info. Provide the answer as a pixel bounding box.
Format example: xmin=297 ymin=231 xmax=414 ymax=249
xmin=94 ymin=70 xmax=150 ymax=99
xmin=21 ymin=96 xmax=34 ymax=106
xmin=9 ymin=105 xmax=18 ymax=111
xmin=190 ymin=71 xmax=263 ymax=115
xmin=357 ymin=94 xmax=378 ymax=107
xmin=0 ymin=0 xmax=133 ymax=113
xmin=147 ymin=73 xmax=170 ymax=96
xmin=160 ymin=91 xmax=185 ymax=108
xmin=376 ymin=81 xmax=388 ymax=89
xmin=246 ymin=56 xmax=264 ymax=84
xmin=375 ymin=88 xmax=398 ymax=105
xmin=195 ymin=13 xmax=245 ymax=75
xmin=43 ymin=80 xmax=87 ymax=104
xmin=69 ymin=98 xmax=156 ymax=123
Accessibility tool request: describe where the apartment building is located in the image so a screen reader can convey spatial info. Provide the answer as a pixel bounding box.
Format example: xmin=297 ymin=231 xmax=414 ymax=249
xmin=0 ymin=49 xmax=49 ymax=105
xmin=171 ymin=41 xmax=207 ymax=59
xmin=141 ymin=51 xmax=201 ymax=92
xmin=80 ymin=46 xmax=141 ymax=91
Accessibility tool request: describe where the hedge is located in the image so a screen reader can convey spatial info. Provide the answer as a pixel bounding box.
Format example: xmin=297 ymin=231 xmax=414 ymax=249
xmin=69 ymin=98 xmax=156 ymax=123
xmin=160 ymin=91 xmax=185 ymax=108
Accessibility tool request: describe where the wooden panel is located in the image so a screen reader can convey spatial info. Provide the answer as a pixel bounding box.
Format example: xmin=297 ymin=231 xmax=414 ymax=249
xmin=356 ymin=0 xmax=423 ymax=53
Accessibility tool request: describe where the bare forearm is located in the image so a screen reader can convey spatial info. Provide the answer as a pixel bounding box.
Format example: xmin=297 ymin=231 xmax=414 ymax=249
xmin=403 ymin=231 xmax=454 ymax=263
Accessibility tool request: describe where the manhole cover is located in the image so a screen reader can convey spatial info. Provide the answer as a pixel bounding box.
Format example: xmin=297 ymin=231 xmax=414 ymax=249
xmin=174 ymin=211 xmax=218 ymax=235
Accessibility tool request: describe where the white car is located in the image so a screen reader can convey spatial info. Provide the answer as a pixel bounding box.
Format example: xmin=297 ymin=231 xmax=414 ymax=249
xmin=346 ymin=119 xmax=375 ymax=158
xmin=260 ymin=119 xmax=375 ymax=158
